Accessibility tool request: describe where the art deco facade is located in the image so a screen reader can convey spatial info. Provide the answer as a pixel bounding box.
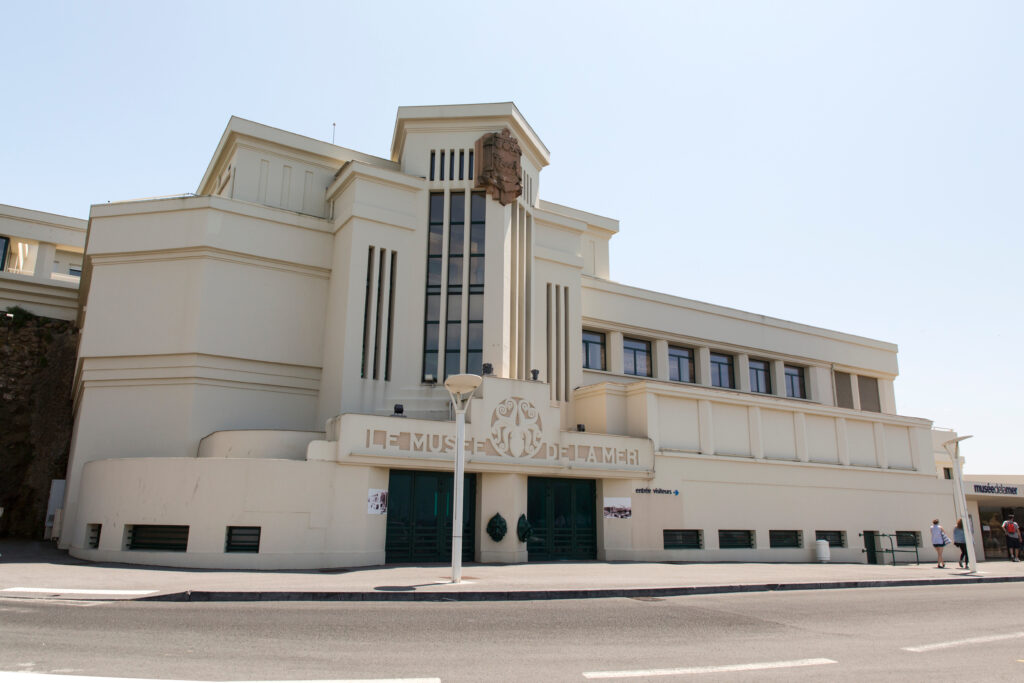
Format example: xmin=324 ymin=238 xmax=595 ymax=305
xmin=50 ymin=103 xmax=965 ymax=568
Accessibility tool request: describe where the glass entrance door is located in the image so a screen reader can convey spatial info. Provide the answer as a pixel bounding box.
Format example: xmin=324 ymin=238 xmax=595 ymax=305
xmin=526 ymin=477 xmax=596 ymax=561
xmin=385 ymin=470 xmax=475 ymax=563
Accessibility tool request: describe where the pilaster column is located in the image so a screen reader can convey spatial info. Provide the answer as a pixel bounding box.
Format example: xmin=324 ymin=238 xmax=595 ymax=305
xmin=737 ymin=353 xmax=751 ymax=392
xmin=770 ymin=360 xmax=786 ymax=397
xmin=33 ymin=242 xmax=56 ymax=281
xmin=607 ymin=331 xmax=624 ymax=375
xmin=653 ymin=339 xmax=669 ymax=381
xmin=698 ymin=399 xmax=714 ymax=455
xmin=697 ymin=347 xmax=711 ymax=387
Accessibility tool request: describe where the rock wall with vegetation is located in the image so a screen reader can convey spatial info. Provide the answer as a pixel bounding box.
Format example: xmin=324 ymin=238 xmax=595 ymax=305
xmin=0 ymin=308 xmax=78 ymax=538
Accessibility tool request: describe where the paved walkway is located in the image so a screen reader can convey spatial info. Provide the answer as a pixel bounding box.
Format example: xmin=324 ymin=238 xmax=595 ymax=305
xmin=2 ymin=540 xmax=1022 ymax=602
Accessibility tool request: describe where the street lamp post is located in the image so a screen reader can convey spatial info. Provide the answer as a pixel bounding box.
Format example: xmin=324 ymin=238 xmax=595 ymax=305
xmin=443 ymin=373 xmax=482 ymax=584
xmin=942 ymin=435 xmax=976 ymax=574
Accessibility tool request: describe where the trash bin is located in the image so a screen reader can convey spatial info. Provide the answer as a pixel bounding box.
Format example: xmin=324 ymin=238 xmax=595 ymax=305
xmin=815 ymin=539 xmax=831 ymax=563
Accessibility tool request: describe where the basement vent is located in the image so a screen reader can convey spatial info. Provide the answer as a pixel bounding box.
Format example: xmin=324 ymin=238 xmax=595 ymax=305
xmin=225 ymin=526 xmax=261 ymax=553
xmin=126 ymin=524 xmax=189 ymax=552
xmin=86 ymin=523 xmax=101 ymax=549
xmin=815 ymin=530 xmax=846 ymax=548
xmin=663 ymin=529 xmax=702 ymax=550
xmin=718 ymin=529 xmax=755 ymax=549
xmin=769 ymin=530 xmax=802 ymax=548
xmin=896 ymin=531 xmax=921 ymax=547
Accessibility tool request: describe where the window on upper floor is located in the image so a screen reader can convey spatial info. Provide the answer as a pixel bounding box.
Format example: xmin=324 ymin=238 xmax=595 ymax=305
xmin=623 ymin=337 xmax=651 ymax=377
xmin=749 ymin=359 xmax=771 ymax=394
xmin=834 ymin=371 xmax=854 ymax=408
xmin=422 ymin=190 xmax=485 ymax=382
xmin=858 ymin=375 xmax=881 ymax=413
xmin=710 ymin=352 xmax=734 ymax=389
xmin=785 ymin=365 xmax=806 ymax=399
xmin=582 ymin=330 xmax=606 ymax=370
xmin=668 ymin=345 xmax=695 ymax=383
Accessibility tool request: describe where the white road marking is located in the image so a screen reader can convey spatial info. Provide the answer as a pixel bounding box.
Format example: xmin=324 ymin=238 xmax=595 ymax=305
xmin=902 ymin=631 xmax=1024 ymax=652
xmin=0 ymin=675 xmax=439 ymax=683
xmin=582 ymin=657 xmax=838 ymax=678
xmin=1 ymin=588 xmax=157 ymax=596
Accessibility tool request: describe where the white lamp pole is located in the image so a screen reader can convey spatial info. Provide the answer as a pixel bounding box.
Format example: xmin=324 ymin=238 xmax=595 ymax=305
xmin=942 ymin=435 xmax=976 ymax=573
xmin=443 ymin=373 xmax=482 ymax=584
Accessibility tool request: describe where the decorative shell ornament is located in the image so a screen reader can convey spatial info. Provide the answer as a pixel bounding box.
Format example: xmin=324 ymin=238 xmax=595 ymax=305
xmin=486 ymin=513 xmax=508 ymax=542
xmin=517 ymin=513 xmax=534 ymax=543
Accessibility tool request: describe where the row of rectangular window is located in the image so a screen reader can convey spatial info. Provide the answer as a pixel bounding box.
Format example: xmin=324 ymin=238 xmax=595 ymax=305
xmin=834 ymin=371 xmax=881 ymax=413
xmin=89 ymin=524 xmax=261 ymax=553
xmin=584 ymin=331 xmax=807 ymax=399
xmin=428 ymin=149 xmax=474 ymax=182
xmin=663 ymin=529 xmax=921 ymax=550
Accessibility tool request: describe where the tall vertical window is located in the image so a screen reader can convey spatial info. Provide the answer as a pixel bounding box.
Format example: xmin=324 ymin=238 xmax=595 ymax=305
xmin=422 ymin=193 xmax=444 ymax=381
xmin=445 ymin=192 xmax=465 ymax=378
xmin=668 ymin=346 xmax=694 ymax=383
xmin=749 ymin=359 xmax=771 ymax=394
xmin=710 ymin=352 xmax=734 ymax=389
xmin=623 ymin=338 xmax=651 ymax=377
xmin=466 ymin=192 xmax=485 ymax=375
xmin=834 ymin=370 xmax=854 ymax=408
xmin=422 ymin=191 xmax=484 ymax=381
xmin=858 ymin=375 xmax=880 ymax=412
xmin=582 ymin=330 xmax=606 ymax=370
xmin=785 ymin=365 xmax=806 ymax=399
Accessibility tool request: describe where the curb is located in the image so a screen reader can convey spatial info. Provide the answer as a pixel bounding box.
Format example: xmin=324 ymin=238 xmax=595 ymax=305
xmin=137 ymin=574 xmax=1024 ymax=602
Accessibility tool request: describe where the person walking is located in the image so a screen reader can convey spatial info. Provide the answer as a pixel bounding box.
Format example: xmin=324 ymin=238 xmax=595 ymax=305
xmin=930 ymin=519 xmax=949 ymax=568
xmin=953 ymin=519 xmax=969 ymax=568
xmin=1002 ymin=514 xmax=1021 ymax=562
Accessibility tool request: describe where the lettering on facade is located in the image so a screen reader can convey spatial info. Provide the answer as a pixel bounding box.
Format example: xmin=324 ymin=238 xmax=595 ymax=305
xmin=360 ymin=397 xmax=642 ymax=467
xmin=973 ymin=483 xmax=1019 ymax=495
xmin=363 ymin=427 xmax=642 ymax=467
xmin=474 ymin=128 xmax=522 ymax=205
xmin=634 ymin=487 xmax=679 ymax=496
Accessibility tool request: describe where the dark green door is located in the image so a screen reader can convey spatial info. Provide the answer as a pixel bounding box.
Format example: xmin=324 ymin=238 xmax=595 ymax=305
xmin=863 ymin=530 xmax=879 ymax=564
xmin=527 ymin=477 xmax=596 ymax=561
xmin=385 ymin=470 xmax=475 ymax=563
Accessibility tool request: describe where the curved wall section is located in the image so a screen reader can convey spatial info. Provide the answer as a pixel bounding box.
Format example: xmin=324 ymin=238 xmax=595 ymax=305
xmin=69 ymin=457 xmax=387 ymax=569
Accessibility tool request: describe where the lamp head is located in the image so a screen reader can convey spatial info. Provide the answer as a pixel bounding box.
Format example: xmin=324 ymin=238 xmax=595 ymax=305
xmin=444 ymin=373 xmax=483 ymax=410
xmin=444 ymin=373 xmax=483 ymax=396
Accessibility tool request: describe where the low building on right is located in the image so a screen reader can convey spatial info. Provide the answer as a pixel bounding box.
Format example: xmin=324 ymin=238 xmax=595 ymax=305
xmin=933 ymin=428 xmax=1024 ymax=562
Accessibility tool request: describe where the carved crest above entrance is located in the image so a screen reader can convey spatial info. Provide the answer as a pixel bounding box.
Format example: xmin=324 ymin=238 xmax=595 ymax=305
xmin=474 ymin=128 xmax=523 ymax=206
xmin=489 ymin=397 xmax=543 ymax=458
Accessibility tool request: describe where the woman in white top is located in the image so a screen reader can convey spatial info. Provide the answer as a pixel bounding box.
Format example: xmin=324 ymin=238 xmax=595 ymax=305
xmin=930 ymin=519 xmax=948 ymax=568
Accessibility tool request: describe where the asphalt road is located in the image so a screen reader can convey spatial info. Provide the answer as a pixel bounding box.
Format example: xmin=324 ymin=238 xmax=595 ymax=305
xmin=2 ymin=584 xmax=1023 ymax=681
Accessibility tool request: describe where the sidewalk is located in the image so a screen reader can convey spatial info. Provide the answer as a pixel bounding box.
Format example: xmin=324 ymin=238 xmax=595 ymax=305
xmin=2 ymin=540 xmax=1022 ymax=602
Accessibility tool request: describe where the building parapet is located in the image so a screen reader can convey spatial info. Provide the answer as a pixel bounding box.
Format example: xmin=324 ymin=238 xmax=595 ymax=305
xmin=574 ymin=380 xmax=933 ymax=473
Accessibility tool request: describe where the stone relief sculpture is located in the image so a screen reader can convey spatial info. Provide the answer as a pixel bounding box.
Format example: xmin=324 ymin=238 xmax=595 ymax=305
xmin=489 ymin=397 xmax=544 ymax=459
xmin=474 ymin=128 xmax=523 ymax=205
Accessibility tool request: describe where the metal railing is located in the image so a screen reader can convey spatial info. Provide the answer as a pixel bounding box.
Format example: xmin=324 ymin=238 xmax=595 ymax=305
xmin=860 ymin=532 xmax=920 ymax=565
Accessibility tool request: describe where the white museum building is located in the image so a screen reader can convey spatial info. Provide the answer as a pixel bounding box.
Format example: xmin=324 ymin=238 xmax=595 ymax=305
xmin=10 ymin=103 xmax=990 ymax=568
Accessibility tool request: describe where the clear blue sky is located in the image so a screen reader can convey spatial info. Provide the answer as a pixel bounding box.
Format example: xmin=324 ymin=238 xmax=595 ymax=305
xmin=3 ymin=1 xmax=1021 ymax=474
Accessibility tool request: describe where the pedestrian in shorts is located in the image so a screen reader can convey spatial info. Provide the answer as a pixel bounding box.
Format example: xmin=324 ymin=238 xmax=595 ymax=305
xmin=1002 ymin=514 xmax=1021 ymax=562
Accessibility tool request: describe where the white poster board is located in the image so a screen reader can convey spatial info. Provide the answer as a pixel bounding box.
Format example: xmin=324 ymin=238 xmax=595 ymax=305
xmin=603 ymin=497 xmax=632 ymax=519
xmin=367 ymin=489 xmax=388 ymax=515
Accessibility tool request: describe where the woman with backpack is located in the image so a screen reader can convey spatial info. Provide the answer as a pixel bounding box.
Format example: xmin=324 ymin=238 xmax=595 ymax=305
xmin=1002 ymin=514 xmax=1021 ymax=562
